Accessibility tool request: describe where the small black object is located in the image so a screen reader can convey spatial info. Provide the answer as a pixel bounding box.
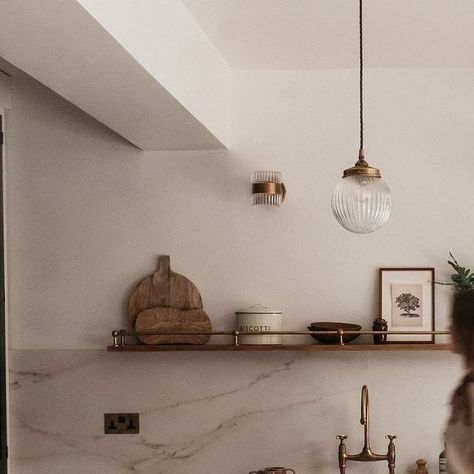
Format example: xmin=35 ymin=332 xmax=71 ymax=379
xmin=372 ymin=317 xmax=388 ymax=344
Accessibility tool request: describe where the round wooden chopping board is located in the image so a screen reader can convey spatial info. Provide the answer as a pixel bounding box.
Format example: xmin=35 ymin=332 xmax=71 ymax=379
xmin=135 ymin=307 xmax=211 ymax=345
xmin=128 ymin=255 xmax=203 ymax=322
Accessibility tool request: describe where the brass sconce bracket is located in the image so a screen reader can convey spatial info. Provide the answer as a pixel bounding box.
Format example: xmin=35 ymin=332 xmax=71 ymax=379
xmin=251 ymin=182 xmax=286 ymax=202
xmin=251 ymin=170 xmax=287 ymax=206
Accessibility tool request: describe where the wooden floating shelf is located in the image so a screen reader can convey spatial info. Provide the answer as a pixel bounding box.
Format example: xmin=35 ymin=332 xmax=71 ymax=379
xmin=107 ymin=343 xmax=451 ymax=352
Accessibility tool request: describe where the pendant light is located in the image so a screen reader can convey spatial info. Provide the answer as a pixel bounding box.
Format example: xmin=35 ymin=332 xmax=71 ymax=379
xmin=331 ymin=0 xmax=391 ymax=234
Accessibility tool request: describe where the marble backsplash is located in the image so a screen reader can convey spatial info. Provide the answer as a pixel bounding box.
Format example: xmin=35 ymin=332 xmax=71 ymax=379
xmin=8 ymin=350 xmax=463 ymax=474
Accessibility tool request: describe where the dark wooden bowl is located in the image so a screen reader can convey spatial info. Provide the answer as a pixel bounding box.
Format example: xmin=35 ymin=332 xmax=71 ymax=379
xmin=308 ymin=322 xmax=362 ymax=344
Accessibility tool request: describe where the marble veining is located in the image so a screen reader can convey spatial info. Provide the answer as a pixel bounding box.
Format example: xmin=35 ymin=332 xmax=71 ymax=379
xmin=9 ymin=350 xmax=463 ymax=473
xmin=141 ymin=359 xmax=297 ymax=415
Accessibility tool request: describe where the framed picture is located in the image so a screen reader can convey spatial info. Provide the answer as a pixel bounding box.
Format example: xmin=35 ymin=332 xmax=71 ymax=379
xmin=379 ymin=268 xmax=435 ymax=343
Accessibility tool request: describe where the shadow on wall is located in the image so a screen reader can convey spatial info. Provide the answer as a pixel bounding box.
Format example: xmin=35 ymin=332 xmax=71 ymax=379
xmin=140 ymin=148 xmax=248 ymax=203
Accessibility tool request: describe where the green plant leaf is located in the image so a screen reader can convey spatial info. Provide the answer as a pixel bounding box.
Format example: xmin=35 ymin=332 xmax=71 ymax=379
xmin=447 ymin=252 xmax=474 ymax=291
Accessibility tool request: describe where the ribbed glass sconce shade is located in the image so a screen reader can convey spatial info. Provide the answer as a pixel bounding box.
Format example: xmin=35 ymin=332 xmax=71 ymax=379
xmin=331 ymin=175 xmax=392 ymax=234
xmin=251 ymin=171 xmax=286 ymax=206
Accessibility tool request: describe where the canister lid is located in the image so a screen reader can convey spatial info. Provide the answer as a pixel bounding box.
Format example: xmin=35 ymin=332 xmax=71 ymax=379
xmin=235 ymin=304 xmax=282 ymax=315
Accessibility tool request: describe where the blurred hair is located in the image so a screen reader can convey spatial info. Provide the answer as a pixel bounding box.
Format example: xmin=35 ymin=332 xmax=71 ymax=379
xmin=450 ymin=290 xmax=474 ymax=426
xmin=451 ymin=289 xmax=474 ymax=363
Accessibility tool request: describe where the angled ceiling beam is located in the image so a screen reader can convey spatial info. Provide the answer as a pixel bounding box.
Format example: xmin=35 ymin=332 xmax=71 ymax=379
xmin=0 ymin=0 xmax=230 ymax=150
xmin=77 ymin=0 xmax=231 ymax=148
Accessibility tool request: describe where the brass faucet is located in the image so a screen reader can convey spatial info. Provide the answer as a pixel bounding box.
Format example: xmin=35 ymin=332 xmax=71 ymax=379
xmin=336 ymin=385 xmax=397 ymax=473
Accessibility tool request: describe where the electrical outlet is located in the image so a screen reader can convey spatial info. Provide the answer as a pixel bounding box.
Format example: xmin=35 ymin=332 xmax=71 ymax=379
xmin=104 ymin=413 xmax=139 ymax=434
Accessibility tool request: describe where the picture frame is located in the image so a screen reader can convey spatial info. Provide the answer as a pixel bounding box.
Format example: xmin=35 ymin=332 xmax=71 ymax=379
xmin=379 ymin=268 xmax=435 ymax=343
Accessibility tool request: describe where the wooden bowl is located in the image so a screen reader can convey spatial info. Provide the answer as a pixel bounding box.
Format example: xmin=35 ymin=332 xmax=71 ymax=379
xmin=308 ymin=322 xmax=362 ymax=344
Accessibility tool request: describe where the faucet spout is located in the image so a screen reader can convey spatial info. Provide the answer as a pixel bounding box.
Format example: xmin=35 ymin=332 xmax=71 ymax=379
xmin=360 ymin=385 xmax=369 ymax=450
xmin=336 ymin=385 xmax=397 ymax=473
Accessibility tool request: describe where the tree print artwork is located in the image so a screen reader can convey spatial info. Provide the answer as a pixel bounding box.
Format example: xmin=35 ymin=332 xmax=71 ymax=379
xmin=385 ymin=274 xmax=433 ymax=337
xmin=390 ymin=283 xmax=424 ymax=328
xmin=395 ymin=293 xmax=420 ymax=318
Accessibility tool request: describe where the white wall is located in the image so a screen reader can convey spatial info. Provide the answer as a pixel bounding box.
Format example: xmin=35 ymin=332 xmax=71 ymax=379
xmin=7 ymin=68 xmax=474 ymax=350
xmin=0 ymin=71 xmax=11 ymax=109
xmin=5 ymin=68 xmax=473 ymax=472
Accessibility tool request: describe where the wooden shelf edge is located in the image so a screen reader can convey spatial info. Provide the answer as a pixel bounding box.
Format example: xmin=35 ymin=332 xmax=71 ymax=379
xmin=107 ymin=343 xmax=452 ymax=352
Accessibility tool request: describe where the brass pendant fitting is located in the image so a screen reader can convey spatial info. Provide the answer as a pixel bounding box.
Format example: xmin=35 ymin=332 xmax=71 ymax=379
xmin=342 ymin=148 xmax=382 ymax=178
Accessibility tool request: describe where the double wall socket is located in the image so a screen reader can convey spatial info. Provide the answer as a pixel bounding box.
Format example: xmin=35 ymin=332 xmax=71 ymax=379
xmin=104 ymin=413 xmax=139 ymax=434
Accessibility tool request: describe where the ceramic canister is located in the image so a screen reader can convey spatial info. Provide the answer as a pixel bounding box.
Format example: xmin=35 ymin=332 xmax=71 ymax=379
xmin=235 ymin=304 xmax=282 ymax=344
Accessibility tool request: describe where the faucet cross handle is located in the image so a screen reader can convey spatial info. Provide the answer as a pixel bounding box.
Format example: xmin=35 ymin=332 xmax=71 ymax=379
xmin=336 ymin=435 xmax=348 ymax=441
xmin=385 ymin=434 xmax=397 ymax=473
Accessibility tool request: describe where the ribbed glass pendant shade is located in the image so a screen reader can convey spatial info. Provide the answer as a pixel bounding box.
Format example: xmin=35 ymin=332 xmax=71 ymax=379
xmin=331 ymin=175 xmax=392 ymax=234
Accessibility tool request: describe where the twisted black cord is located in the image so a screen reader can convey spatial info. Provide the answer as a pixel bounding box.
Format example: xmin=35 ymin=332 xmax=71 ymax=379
xmin=359 ymin=0 xmax=364 ymax=152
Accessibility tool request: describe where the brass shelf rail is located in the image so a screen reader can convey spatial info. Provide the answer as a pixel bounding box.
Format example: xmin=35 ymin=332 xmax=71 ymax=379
xmin=108 ymin=329 xmax=451 ymax=352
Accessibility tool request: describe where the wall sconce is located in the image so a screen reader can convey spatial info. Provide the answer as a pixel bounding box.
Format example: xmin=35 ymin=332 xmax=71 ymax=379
xmin=251 ymin=171 xmax=286 ymax=206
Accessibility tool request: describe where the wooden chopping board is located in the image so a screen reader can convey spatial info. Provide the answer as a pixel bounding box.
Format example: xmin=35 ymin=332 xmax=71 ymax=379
xmin=128 ymin=255 xmax=203 ymax=322
xmin=128 ymin=255 xmax=212 ymax=344
xmin=135 ymin=307 xmax=211 ymax=345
